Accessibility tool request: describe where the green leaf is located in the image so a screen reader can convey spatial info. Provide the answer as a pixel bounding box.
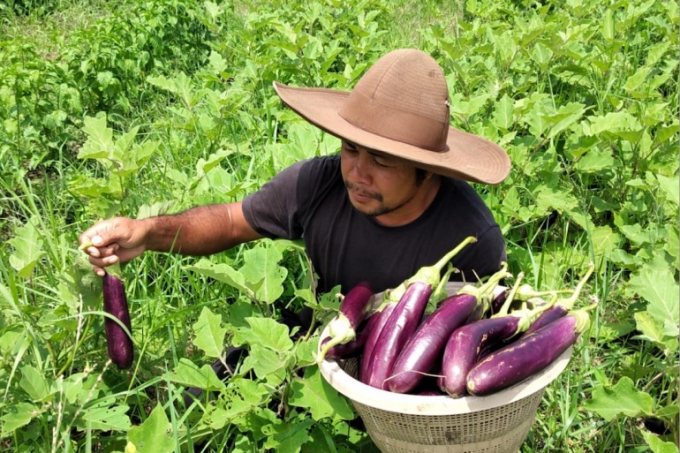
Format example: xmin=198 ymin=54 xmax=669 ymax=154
xmin=0 ymin=402 xmax=38 ymax=437
xmin=76 ymin=404 xmax=131 ymax=432
xmin=127 ymin=404 xmax=176 ymax=453
xmin=289 ymin=366 xmax=354 ymax=421
xmin=78 ymin=114 xmax=114 ymax=160
xmin=657 ymin=174 xmax=679 ymax=206
xmin=275 ymin=418 xmax=314 ymax=453
xmin=192 ymin=307 xmax=227 ymax=358
xmin=8 ymin=216 xmax=44 ymax=279
xmin=186 ymin=259 xmax=253 ymax=298
xmin=623 ymin=66 xmax=653 ymax=94
xmin=240 ymin=241 xmax=287 ymax=304
xmin=584 ymin=377 xmax=654 ymax=421
xmin=573 ymin=149 xmax=618 ymax=173
xmin=492 ymin=94 xmax=514 ymax=130
xmin=19 ymin=365 xmax=49 ymax=401
xmin=168 ymin=358 xmax=226 ymax=391
xmin=532 ymin=42 xmax=553 ymax=69
xmin=641 ymin=430 xmax=679 ymax=453
xmin=628 ymin=264 xmax=680 ymax=338
xmin=634 ymin=311 xmax=678 ymax=353
xmin=235 ymin=317 xmax=294 ymax=353
xmin=242 ymin=346 xmax=289 ymax=386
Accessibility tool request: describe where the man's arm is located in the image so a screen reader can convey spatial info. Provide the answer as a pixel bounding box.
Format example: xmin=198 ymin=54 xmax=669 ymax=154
xmin=79 ymin=202 xmax=263 ymax=276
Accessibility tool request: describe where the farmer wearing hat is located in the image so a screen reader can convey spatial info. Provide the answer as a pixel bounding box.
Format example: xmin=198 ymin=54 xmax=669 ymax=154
xmin=81 ymin=48 xmax=510 ymax=291
xmin=79 ymin=49 xmax=511 ymax=391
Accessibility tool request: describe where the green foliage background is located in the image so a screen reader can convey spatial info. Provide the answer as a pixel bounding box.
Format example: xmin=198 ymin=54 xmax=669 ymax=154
xmin=0 ymin=0 xmax=677 ymax=452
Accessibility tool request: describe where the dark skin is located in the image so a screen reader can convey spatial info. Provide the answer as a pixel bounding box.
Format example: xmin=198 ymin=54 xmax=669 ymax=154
xmin=79 ymin=141 xmax=441 ymax=275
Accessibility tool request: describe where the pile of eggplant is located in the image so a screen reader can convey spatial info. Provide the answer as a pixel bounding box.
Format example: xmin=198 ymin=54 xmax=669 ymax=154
xmin=318 ymin=237 xmax=596 ymax=398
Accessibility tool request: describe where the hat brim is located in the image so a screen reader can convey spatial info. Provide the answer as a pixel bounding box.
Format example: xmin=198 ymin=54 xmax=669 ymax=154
xmin=273 ymin=82 xmax=511 ymax=185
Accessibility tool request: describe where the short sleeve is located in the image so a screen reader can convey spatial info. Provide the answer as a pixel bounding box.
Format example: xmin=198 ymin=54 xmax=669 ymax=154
xmin=242 ymin=160 xmax=308 ymax=239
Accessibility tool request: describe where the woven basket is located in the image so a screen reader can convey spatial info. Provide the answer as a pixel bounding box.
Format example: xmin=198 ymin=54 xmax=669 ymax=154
xmin=318 ymin=282 xmax=573 ymax=453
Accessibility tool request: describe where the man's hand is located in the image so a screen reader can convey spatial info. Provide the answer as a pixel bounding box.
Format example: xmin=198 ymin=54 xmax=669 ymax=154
xmin=79 ymin=217 xmax=149 ymax=277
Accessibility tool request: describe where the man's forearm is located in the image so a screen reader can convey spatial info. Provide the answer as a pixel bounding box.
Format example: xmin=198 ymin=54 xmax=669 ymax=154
xmin=143 ymin=203 xmax=260 ymax=256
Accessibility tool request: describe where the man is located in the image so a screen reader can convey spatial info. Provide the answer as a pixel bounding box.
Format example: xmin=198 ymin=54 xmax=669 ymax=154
xmin=79 ymin=49 xmax=510 ymax=399
xmin=80 ymin=49 xmax=510 ymax=294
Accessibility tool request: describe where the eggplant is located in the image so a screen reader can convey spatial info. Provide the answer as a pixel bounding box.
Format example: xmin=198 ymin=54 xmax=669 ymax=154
xmin=466 ymin=309 xmax=591 ymax=396
xmin=387 ymin=266 xmax=509 ymax=394
xmin=103 ymin=269 xmax=134 ymax=369
xmin=520 ymin=262 xmax=595 ymax=338
xmin=317 ymin=281 xmax=374 ymax=362
xmin=359 ymin=301 xmax=397 ymax=383
xmin=364 ymin=237 xmax=477 ymax=390
xmin=439 ymin=316 xmax=525 ymax=397
xmin=321 ymin=318 xmax=370 ymax=359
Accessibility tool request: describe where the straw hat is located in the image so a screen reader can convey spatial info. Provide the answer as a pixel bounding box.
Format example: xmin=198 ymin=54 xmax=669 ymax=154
xmin=273 ymin=49 xmax=511 ymax=185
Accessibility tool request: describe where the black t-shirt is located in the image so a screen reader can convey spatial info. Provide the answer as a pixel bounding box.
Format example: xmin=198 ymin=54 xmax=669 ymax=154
xmin=242 ymin=156 xmax=506 ymax=294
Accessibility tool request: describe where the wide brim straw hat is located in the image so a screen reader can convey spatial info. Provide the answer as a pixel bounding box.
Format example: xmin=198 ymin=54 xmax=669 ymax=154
xmin=273 ymin=49 xmax=511 ymax=185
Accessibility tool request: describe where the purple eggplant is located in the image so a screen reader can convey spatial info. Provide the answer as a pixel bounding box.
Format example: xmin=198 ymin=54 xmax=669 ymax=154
xmin=387 ymin=266 xmax=509 ymax=394
xmin=520 ymin=263 xmax=595 ymax=338
xmin=322 ymin=318 xmax=370 ymax=359
xmin=359 ymin=302 xmax=397 ymax=383
xmin=364 ymin=237 xmax=477 ymax=390
xmin=466 ymin=309 xmax=591 ymax=396
xmin=317 ymin=281 xmax=374 ymax=362
xmin=103 ymin=269 xmax=134 ymax=369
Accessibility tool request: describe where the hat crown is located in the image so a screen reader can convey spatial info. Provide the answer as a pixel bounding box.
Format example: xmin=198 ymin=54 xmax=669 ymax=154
xmin=339 ymin=49 xmax=450 ymax=151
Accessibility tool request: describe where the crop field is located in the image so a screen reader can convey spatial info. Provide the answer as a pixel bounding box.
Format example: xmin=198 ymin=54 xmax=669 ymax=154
xmin=0 ymin=0 xmax=678 ymax=452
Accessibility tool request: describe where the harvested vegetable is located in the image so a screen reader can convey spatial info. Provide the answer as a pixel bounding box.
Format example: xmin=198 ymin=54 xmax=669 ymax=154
xmin=102 ymin=264 xmax=134 ymax=369
xmin=387 ymin=265 xmax=509 ymax=394
xmin=317 ymin=281 xmax=374 ymax=362
xmin=364 ymin=236 xmax=476 ymax=389
xmin=466 ymin=308 xmax=593 ymax=396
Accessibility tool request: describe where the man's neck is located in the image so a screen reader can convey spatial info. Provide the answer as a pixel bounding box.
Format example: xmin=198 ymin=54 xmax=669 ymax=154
xmin=374 ymin=175 xmax=442 ymax=227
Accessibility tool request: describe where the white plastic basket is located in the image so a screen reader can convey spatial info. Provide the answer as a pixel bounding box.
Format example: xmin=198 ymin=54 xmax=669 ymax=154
xmin=318 ymin=282 xmax=573 ymax=453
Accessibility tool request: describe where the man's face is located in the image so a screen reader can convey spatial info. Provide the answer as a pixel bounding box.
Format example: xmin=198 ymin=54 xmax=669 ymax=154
xmin=340 ymin=141 xmax=436 ymax=226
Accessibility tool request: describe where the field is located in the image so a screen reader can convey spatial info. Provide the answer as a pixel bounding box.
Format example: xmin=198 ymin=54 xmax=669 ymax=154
xmin=0 ymin=0 xmax=678 ymax=452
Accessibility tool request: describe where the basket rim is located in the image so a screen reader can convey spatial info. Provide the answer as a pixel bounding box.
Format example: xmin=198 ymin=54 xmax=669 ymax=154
xmin=318 ymin=282 xmax=573 ymax=416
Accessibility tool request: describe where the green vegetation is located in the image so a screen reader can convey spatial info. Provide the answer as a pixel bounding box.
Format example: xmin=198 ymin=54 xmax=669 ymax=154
xmin=0 ymin=0 xmax=677 ymax=452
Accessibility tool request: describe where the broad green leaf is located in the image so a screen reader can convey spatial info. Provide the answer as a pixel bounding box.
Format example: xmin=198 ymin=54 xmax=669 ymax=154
xmin=275 ymin=419 xmax=314 ymax=453
xmin=619 ymin=223 xmax=655 ymax=245
xmin=573 ymin=149 xmax=618 ymax=173
xmin=146 ymin=74 xmax=178 ymax=94
xmin=127 ymin=404 xmax=176 ymax=453
xmin=584 ymin=111 xmax=641 ymax=136
xmin=532 ymin=42 xmax=553 ymax=69
xmin=78 ymin=114 xmax=114 ymax=160
xmin=8 ymin=216 xmax=44 ymax=278
xmin=241 ymin=242 xmax=288 ymax=303
xmin=623 ymin=66 xmax=653 ymax=93
xmin=534 ymin=184 xmax=578 ymax=213
xmin=492 ymin=94 xmax=514 ymax=130
xmin=19 ymin=365 xmax=49 ymax=401
xmin=240 ymin=317 xmax=294 ymax=352
xmin=192 ymin=307 xmax=228 ymax=358
xmin=0 ymin=402 xmax=38 ymax=437
xmin=634 ymin=311 xmax=678 ymax=353
xmin=168 ymin=358 xmax=226 ymax=391
xmin=628 ymin=264 xmax=679 ymax=338
xmin=76 ymin=404 xmax=131 ymax=431
xmin=641 ymin=430 xmax=679 ymax=453
xmin=657 ymin=174 xmax=679 ymax=206
xmin=289 ymin=366 xmax=354 ymax=420
xmin=589 ymin=225 xmax=621 ymax=258
xmin=186 ymin=259 xmax=253 ymax=298
xmin=584 ymin=377 xmax=654 ymax=421
xmin=242 ymin=346 xmax=289 ymax=386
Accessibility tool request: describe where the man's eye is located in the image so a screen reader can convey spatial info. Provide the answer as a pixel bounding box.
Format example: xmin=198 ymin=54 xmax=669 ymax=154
xmin=373 ymin=157 xmax=389 ymax=168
